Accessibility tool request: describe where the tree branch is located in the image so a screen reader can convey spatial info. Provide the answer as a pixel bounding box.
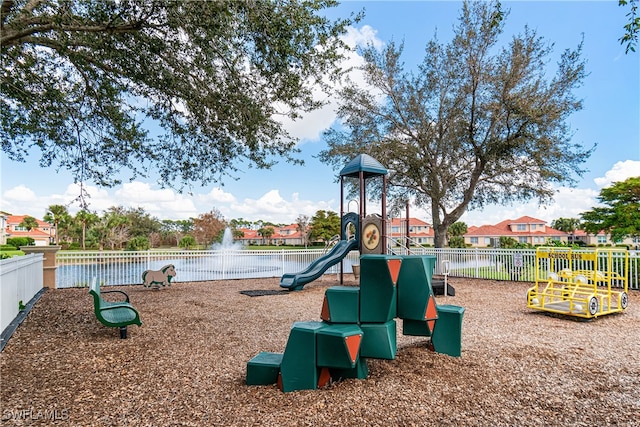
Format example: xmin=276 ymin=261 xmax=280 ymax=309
xmin=2 ymin=18 xmax=143 ymax=46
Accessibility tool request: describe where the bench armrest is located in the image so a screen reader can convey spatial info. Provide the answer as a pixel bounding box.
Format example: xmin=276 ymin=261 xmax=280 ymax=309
xmin=100 ymin=290 xmax=131 ymax=303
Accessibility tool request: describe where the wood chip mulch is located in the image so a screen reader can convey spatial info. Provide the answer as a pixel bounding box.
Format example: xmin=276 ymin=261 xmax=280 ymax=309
xmin=1 ymin=276 xmax=639 ymax=426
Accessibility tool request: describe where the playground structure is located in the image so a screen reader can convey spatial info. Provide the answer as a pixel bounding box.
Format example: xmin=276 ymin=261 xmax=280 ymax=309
xmin=279 ymin=213 xmax=360 ymax=290
xmin=254 ymin=155 xmax=466 ymax=391
xmin=527 ymin=247 xmax=629 ymax=319
xmin=280 ymin=154 xmax=394 ymax=290
xmin=248 ymin=254 xmax=465 ymax=392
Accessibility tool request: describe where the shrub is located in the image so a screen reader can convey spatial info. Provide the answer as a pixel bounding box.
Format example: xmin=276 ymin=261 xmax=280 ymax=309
xmin=448 ymin=236 xmax=466 ymax=248
xmin=127 ymin=236 xmax=150 ymax=251
xmin=179 ymin=235 xmax=196 ymax=249
xmin=7 ymin=237 xmax=34 ymax=247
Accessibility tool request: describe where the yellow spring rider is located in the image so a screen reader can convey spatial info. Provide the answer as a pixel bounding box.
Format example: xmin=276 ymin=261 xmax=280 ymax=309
xmin=527 ymin=247 xmax=629 ymax=319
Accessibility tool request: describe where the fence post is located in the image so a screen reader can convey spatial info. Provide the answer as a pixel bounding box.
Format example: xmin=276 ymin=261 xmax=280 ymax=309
xmin=20 ymin=246 xmax=61 ymax=288
xmin=281 ymin=249 xmax=286 ymax=276
xmin=474 ymin=248 xmax=479 ymax=278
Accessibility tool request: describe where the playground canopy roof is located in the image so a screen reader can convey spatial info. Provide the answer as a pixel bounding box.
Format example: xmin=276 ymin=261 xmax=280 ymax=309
xmin=339 ymin=154 xmax=388 ymax=178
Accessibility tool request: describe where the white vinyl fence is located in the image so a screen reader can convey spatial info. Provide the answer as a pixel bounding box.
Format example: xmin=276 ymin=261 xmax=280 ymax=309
xmin=0 ymin=254 xmax=44 ymax=334
xmin=55 ymin=248 xmax=640 ymax=290
xmin=56 ymin=249 xmax=362 ymax=288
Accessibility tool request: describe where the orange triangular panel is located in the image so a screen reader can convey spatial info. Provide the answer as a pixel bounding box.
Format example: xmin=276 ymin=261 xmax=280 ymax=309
xmin=427 ymin=318 xmax=436 ymax=333
xmin=387 ymin=259 xmax=402 ymax=286
xmin=425 ymin=295 xmax=438 ymax=333
xmin=321 ymin=296 xmax=330 ymax=321
xmin=318 ymin=367 xmax=331 ymax=388
xmin=344 ymin=334 xmax=362 ymax=363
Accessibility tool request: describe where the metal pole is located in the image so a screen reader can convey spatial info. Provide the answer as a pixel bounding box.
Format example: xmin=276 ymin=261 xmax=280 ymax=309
xmin=340 ymin=176 xmax=344 ymax=285
xmin=442 ymin=260 xmax=450 ymax=298
xmin=382 ymin=175 xmax=387 ymax=254
xmin=405 ymin=201 xmax=410 ymax=251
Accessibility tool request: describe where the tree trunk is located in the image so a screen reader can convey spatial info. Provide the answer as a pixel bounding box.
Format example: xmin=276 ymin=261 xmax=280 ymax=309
xmin=433 ymin=224 xmax=448 ymax=248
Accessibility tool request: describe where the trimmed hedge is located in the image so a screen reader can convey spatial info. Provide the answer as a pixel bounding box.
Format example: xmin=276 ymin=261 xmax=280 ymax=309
xmin=6 ymin=237 xmax=34 ymax=247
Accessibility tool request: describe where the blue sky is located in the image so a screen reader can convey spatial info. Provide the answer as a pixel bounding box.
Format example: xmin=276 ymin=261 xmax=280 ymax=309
xmin=1 ymin=1 xmax=638 ymax=227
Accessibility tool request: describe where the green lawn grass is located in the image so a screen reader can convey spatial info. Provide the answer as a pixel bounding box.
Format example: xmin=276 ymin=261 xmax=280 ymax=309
xmin=0 ymin=250 xmax=25 ymax=258
xmin=450 ymin=266 xmax=536 ymax=281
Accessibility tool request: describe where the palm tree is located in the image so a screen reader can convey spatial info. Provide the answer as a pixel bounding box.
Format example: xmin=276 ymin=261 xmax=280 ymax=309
xmin=551 ymin=217 xmax=582 ymax=244
xmin=44 ymin=204 xmax=69 ymax=244
xmin=258 ymin=227 xmax=275 ymax=246
xmin=19 ymin=216 xmax=39 ymax=231
xmin=75 ymin=210 xmax=99 ymax=250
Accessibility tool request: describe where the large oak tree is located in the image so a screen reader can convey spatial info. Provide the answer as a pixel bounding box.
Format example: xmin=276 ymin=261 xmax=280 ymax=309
xmin=320 ymin=1 xmax=593 ymax=247
xmin=1 ymin=0 xmax=358 ymax=188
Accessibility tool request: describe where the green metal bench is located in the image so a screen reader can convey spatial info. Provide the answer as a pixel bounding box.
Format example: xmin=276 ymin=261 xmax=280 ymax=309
xmin=89 ymin=277 xmax=141 ymax=339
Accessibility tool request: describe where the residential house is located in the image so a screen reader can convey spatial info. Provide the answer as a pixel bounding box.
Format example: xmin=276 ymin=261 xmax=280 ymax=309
xmin=464 ymin=216 xmax=567 ymax=247
xmin=235 ymin=224 xmax=308 ymax=246
xmin=234 ymin=218 xmax=437 ymax=247
xmin=4 ymin=214 xmax=55 ymax=246
xmin=387 ymin=217 xmax=435 ymax=247
xmin=570 ymin=229 xmax=640 ymax=248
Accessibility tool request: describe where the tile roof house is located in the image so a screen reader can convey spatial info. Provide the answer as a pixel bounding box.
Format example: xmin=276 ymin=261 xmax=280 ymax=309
xmin=570 ymin=229 xmax=640 ymax=247
xmin=387 ymin=217 xmax=434 ymax=247
xmin=235 ymin=218 xmax=436 ymax=247
xmin=236 ymin=224 xmax=308 ymax=246
xmin=4 ymin=214 xmax=55 ymax=246
xmin=464 ymin=216 xmax=567 ymax=247
xmin=229 ymin=215 xmax=637 ymax=249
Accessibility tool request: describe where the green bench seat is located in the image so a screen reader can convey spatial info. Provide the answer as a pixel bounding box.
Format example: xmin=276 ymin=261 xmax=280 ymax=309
xmin=89 ymin=277 xmax=141 ymax=339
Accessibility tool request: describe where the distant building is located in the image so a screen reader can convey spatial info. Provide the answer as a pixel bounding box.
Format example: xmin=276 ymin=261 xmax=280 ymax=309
xmin=235 ymin=218 xmax=436 ymax=247
xmin=4 ymin=214 xmax=55 ymax=246
xmin=232 ymin=214 xmax=638 ymax=249
xmin=464 ymin=216 xmax=567 ymax=247
xmin=387 ymin=217 xmax=434 ymax=247
xmin=236 ymin=224 xmax=307 ymax=246
xmin=570 ymin=229 xmax=640 ymax=247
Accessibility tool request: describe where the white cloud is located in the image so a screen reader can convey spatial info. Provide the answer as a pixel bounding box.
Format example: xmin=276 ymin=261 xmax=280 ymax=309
xmin=593 ymin=160 xmax=640 ymax=187
xmin=109 ymin=182 xmax=198 ymax=220
xmin=275 ymin=25 xmax=385 ymax=143
xmin=199 ymin=187 xmax=237 ymax=204
xmin=343 ymin=25 xmax=384 ymax=50
xmin=455 ymin=186 xmax=600 ymax=227
xmin=3 ymin=185 xmax=36 ymax=202
xmin=225 ymin=190 xmax=335 ymax=224
xmin=62 ymin=183 xmax=112 ymax=214
xmin=115 ymin=182 xmax=175 ymax=202
xmin=423 ymin=161 xmax=640 ymax=227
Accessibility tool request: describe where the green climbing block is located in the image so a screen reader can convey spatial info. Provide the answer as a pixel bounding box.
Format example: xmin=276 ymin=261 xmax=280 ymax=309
xmin=397 ymin=255 xmax=437 ymax=321
xmin=359 ymin=255 xmax=400 ymax=323
xmin=330 ymin=357 xmax=369 ymax=380
xmin=402 ymin=318 xmax=434 ymax=337
xmin=321 ymin=286 xmax=360 ymax=324
xmin=431 ymin=304 xmax=465 ymax=357
xmin=316 ymin=323 xmax=363 ymax=369
xmin=246 ymin=352 xmax=283 ymax=385
xmin=280 ymin=321 xmax=324 ymax=392
xmin=359 ymin=320 xmax=397 ymax=360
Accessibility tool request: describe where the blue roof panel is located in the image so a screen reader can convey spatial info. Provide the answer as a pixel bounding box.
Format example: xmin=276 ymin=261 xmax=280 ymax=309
xmin=339 ymin=154 xmax=388 ymax=178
